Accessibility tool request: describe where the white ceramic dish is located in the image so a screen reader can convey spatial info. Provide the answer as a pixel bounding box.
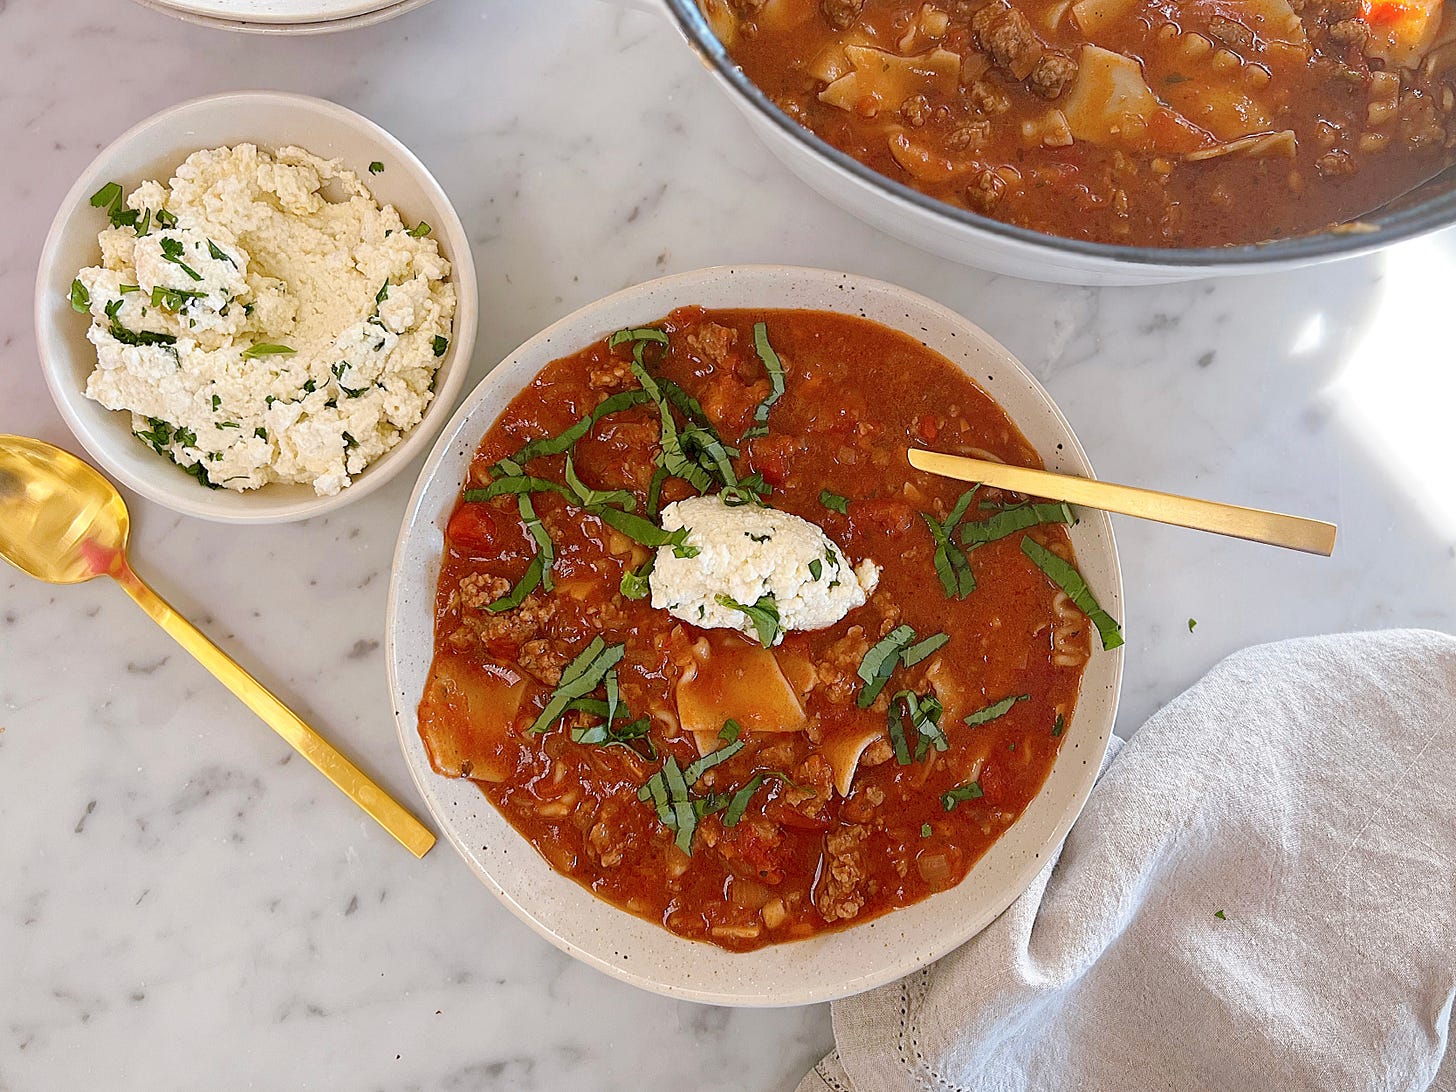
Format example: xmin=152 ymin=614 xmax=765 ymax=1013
xmin=131 ymin=0 xmax=435 ymax=33
xmin=35 ymin=91 xmax=477 ymax=524
xmin=387 ymin=265 xmax=1123 ymax=1006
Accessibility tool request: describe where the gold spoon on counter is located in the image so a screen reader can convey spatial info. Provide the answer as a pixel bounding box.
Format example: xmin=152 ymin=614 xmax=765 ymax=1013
xmin=908 ymin=448 xmax=1337 ymax=556
xmin=0 ymin=435 xmax=435 ymax=858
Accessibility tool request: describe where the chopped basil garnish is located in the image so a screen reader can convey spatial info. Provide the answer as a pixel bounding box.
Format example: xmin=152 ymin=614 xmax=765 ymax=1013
xmin=923 ymin=489 xmax=978 ymax=599
xmin=104 ymin=299 xmax=176 ymax=347
xmin=1188 ymin=618 xmax=1197 ymax=632
xmin=89 ymin=181 xmax=122 ymax=213
xmin=608 ymin=326 xmax=669 ymax=348
xmin=716 ymin=593 xmax=781 ymax=648
xmin=211 ymin=395 xmax=221 ymax=410
xmin=564 ymin=453 xmax=636 ymax=510
xmin=900 ymin=632 xmax=949 ymax=667
xmin=254 ymin=427 xmax=268 ymax=440
xmin=118 ymin=284 xmax=140 ymax=294
xmin=961 ymin=501 xmax=1075 ymax=549
xmin=158 ymin=237 xmax=203 ymax=281
xmin=888 ymin=690 xmax=946 ymax=765
xmin=150 ymin=285 xmax=207 ymax=312
xmin=207 ymin=239 xmax=236 ymax=266
xmin=684 ymin=738 xmax=744 ymax=784
xmin=856 ymin=625 xmax=916 ymax=708
xmin=920 ymin=823 xmax=933 ymax=837
xmin=155 ymin=208 xmax=178 ymax=229
xmin=1021 ymin=538 xmax=1124 ymax=650
xmin=464 ymin=475 xmax=571 ymax=504
xmin=597 ymin=506 xmax=696 ymax=556
xmin=1052 ymin=714 xmax=1065 ymax=737
xmin=808 ymin=558 xmax=823 ymax=581
xmin=375 ymin=282 xmax=390 ymax=305
xmin=368 ymin=161 xmax=384 ymax=174
xmin=508 ymin=389 xmax=651 ymax=465
xmin=407 ymin=221 xmax=431 ymax=238
xmin=719 ymin=719 xmax=742 ymax=744
xmin=69 ymin=279 xmax=90 ymax=313
xmin=1214 ymin=910 xmax=1227 ymax=920
xmin=741 ymin=322 xmax=786 ymax=439
xmin=722 ymin=775 xmax=765 ymax=827
xmin=620 ymin=556 xmax=654 ymax=600
xmin=963 ymin=694 xmax=1028 ymax=727
xmin=941 ymin=781 xmax=983 ymax=811
xmin=819 ymin=490 xmax=849 ymax=515
xmin=240 ymin=343 xmax=296 ymax=359
xmin=432 ymin=335 xmax=449 ymax=358
xmin=487 ymin=555 xmax=543 ymax=612
xmin=526 ymin=637 xmax=625 ymax=735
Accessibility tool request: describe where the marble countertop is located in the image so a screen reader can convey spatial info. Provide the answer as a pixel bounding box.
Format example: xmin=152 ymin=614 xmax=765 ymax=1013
xmin=2 ymin=0 xmax=1454 ymax=1088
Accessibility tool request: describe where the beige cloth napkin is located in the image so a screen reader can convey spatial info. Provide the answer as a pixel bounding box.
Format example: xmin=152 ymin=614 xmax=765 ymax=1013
xmin=799 ymin=630 xmax=1456 ymax=1092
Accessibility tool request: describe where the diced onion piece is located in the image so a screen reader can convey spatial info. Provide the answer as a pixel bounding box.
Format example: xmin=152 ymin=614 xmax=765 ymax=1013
xmin=676 ymin=631 xmax=807 ymax=745
xmin=698 ymin=0 xmax=737 ymax=46
xmin=417 ymin=658 xmax=527 ymax=783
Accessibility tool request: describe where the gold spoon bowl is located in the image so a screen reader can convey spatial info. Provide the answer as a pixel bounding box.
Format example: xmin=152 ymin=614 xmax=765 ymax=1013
xmin=0 ymin=434 xmax=435 ymax=857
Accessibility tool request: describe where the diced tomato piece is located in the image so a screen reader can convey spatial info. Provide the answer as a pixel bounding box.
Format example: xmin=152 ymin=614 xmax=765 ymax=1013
xmin=978 ymin=762 xmax=1007 ymax=804
xmin=447 ymin=504 xmax=502 ymax=556
xmin=917 ymin=414 xmax=939 ymax=443
xmin=749 ymin=435 xmax=795 ymax=488
xmin=854 ymin=497 xmax=915 ymax=534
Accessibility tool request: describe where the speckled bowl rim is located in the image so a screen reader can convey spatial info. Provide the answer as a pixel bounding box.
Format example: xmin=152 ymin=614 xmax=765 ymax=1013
xmin=386 ymin=265 xmax=1123 ymax=1006
xmin=129 ymin=0 xmax=436 ymax=33
xmin=34 ymin=90 xmax=478 ymax=524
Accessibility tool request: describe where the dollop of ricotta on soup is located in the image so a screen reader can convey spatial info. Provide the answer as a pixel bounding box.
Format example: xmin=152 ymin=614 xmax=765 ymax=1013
xmin=73 ymin=143 xmax=455 ymax=496
xmin=650 ymin=495 xmax=880 ymax=644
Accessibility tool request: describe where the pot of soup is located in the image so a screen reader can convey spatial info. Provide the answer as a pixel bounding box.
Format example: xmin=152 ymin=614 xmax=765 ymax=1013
xmin=637 ymin=0 xmax=1456 ymax=283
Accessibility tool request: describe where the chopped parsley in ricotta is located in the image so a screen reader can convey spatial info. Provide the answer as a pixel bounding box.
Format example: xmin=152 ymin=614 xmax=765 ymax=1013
xmin=650 ymin=495 xmax=880 ymax=645
xmin=74 ymin=144 xmax=456 ymax=495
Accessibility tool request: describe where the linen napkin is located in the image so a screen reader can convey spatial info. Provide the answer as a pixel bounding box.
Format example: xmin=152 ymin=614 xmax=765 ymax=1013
xmin=799 ymin=629 xmax=1456 ymax=1092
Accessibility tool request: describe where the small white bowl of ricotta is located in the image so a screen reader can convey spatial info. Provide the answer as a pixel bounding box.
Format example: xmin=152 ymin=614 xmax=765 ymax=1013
xmin=35 ymin=91 xmax=477 ymax=523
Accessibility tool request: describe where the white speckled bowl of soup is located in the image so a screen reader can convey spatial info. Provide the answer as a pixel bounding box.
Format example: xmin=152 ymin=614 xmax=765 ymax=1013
xmin=627 ymin=0 xmax=1456 ymax=283
xmin=387 ymin=266 xmax=1123 ymax=1004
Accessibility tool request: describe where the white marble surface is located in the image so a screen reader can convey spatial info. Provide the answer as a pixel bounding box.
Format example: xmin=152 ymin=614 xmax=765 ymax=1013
xmin=1 ymin=0 xmax=1454 ymax=1088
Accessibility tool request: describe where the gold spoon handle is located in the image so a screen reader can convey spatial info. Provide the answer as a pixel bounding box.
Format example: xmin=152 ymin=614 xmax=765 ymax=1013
xmin=111 ymin=561 xmax=436 ymax=858
xmin=908 ymin=449 xmax=1337 ymax=556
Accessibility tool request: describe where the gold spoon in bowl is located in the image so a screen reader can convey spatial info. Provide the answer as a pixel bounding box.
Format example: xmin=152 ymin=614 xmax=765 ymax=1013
xmin=0 ymin=435 xmax=435 ymax=858
xmin=908 ymin=448 xmax=1337 ymax=555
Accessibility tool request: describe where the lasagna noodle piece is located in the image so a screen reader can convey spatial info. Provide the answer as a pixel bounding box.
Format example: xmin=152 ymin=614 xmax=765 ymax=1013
xmin=1061 ymin=45 xmax=1212 ymax=152
xmin=819 ymin=46 xmax=961 ymax=113
xmin=678 ymin=633 xmax=808 ymax=754
xmin=418 ymin=658 xmax=527 ymax=783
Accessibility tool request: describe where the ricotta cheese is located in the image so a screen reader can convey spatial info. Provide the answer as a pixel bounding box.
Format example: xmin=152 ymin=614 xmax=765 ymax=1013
xmin=650 ymin=495 xmax=880 ymax=644
xmin=74 ymin=144 xmax=456 ymax=495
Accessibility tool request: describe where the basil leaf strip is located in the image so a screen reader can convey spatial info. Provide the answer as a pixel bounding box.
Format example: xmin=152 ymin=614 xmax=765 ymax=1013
xmin=509 ymin=389 xmax=652 ymax=465
xmin=620 ymin=556 xmax=654 ymax=600
xmin=722 ymin=774 xmax=764 ymax=827
xmin=961 ymin=501 xmax=1075 ymax=549
xmin=941 ymin=781 xmax=984 ymax=811
xmin=922 ymin=488 xmax=979 ymax=599
xmin=463 ymin=476 xmax=571 ymax=503
xmin=741 ymin=322 xmax=786 ymax=439
xmin=526 ymin=638 xmax=625 ymax=735
xmin=1020 ymin=538 xmax=1124 ymax=650
xmin=240 ymin=343 xmax=296 ymax=359
xmin=856 ymin=625 xmax=916 ymax=708
xmin=819 ymin=490 xmax=850 ymax=515
xmin=486 ymin=555 xmax=542 ymax=613
xmin=684 ymin=739 xmax=745 ymax=785
xmin=517 ymin=490 xmax=555 ymax=592
xmin=963 ymin=694 xmax=1028 ymax=727
xmin=716 ymin=593 xmax=782 ymax=648
xmin=69 ymin=279 xmax=90 ymax=313
xmin=596 ymin=505 xmax=694 ymax=553
xmin=900 ymin=632 xmax=949 ymax=667
xmin=662 ymin=756 xmax=697 ymax=853
xmin=609 ymin=326 xmax=669 ymax=348
xmin=565 ymin=453 xmax=636 ymax=510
